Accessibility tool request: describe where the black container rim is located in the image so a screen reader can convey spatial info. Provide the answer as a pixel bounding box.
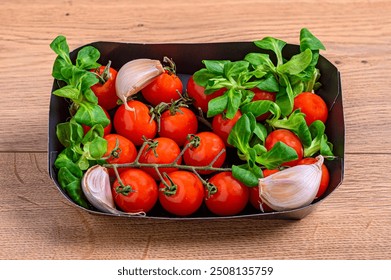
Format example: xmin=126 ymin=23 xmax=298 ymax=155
xmin=48 ymin=40 xmax=345 ymax=220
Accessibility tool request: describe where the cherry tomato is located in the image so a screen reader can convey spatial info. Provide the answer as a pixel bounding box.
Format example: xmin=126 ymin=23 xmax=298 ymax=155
xmin=186 ymin=75 xmax=226 ymax=113
xmin=265 ymin=129 xmax=303 ymax=167
xmin=114 ymin=100 xmax=157 ymax=146
xmin=158 ymin=171 xmax=204 ymax=216
xmin=297 ymin=157 xmax=330 ymax=199
xmin=183 ymin=132 xmax=226 ymax=175
xmin=103 ymin=134 xmax=137 ymax=176
xmin=212 ymin=110 xmax=242 ymax=146
xmin=205 ymin=172 xmax=249 ymax=216
xmin=112 ymin=168 xmax=158 ymax=213
xmin=159 ymin=107 xmax=198 ymax=146
xmin=141 ymin=71 xmax=183 ymax=106
xmin=251 ymin=88 xmax=276 ymax=121
xmin=293 ymin=92 xmax=328 ymax=126
xmin=90 ymin=65 xmax=118 ymax=110
xmin=139 ymin=137 xmax=182 ymax=180
xmin=249 ymin=169 xmax=279 ymax=212
xmin=82 ymin=107 xmax=112 ymax=136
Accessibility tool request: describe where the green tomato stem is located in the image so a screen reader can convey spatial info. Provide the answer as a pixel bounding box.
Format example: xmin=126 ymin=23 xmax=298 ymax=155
xmin=103 ymin=161 xmax=231 ymax=173
xmin=105 ymin=138 xmax=231 ymax=197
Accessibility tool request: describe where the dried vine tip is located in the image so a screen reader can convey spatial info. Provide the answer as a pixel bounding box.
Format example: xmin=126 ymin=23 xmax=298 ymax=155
xmin=115 ymin=59 xmax=164 ymax=111
xmin=82 ymin=165 xmax=146 ymax=216
xmin=258 ymin=155 xmax=324 ymax=212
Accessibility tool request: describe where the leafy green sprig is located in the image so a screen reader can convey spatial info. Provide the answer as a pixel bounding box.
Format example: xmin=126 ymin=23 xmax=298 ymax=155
xmin=228 ymin=101 xmax=333 ymax=187
xmin=54 ymin=121 xmax=107 ymax=208
xmin=191 ymin=28 xmax=332 ymax=187
xmin=240 ymin=99 xmax=333 ymax=154
xmin=227 ymin=112 xmax=298 ymax=187
xmin=245 ymin=28 xmax=325 ymax=116
xmin=193 ymin=60 xmax=260 ymax=119
xmin=50 ymin=35 xmax=109 ymax=127
xmin=50 ymin=35 xmax=110 ymax=208
xmin=193 ymin=28 xmax=325 ymax=119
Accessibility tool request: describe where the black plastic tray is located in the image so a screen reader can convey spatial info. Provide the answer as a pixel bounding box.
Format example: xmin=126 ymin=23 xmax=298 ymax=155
xmin=48 ymin=41 xmax=344 ymax=220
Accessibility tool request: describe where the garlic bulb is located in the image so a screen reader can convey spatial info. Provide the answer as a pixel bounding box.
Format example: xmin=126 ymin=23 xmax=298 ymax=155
xmin=115 ymin=58 xmax=164 ymax=111
xmin=81 ymin=165 xmax=144 ymax=216
xmin=258 ymin=155 xmax=324 ymax=211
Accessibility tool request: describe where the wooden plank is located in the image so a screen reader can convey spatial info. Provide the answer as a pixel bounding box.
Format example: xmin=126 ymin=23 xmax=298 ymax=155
xmin=0 ymin=152 xmax=390 ymax=259
xmin=0 ymin=0 xmax=391 ymax=153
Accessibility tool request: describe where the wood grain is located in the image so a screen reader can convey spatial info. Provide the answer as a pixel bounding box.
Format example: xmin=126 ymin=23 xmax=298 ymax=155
xmin=0 ymin=0 xmax=390 ymax=152
xmin=0 ymin=0 xmax=390 ymax=260
xmin=0 ymin=152 xmax=390 ymax=260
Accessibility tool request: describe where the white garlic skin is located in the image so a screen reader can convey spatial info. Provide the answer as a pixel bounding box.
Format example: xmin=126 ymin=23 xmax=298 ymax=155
xmin=115 ymin=58 xmax=164 ymax=111
xmin=81 ymin=165 xmax=119 ymax=214
xmin=81 ymin=165 xmax=146 ymax=217
xmin=258 ymin=155 xmax=324 ymax=211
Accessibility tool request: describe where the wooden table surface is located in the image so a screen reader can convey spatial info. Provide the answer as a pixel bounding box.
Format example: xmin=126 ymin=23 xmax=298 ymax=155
xmin=1 ymin=0 xmax=390 ymax=260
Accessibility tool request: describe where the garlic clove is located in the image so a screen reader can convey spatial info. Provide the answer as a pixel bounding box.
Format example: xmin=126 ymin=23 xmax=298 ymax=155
xmin=82 ymin=165 xmax=118 ymax=213
xmin=258 ymin=155 xmax=324 ymax=211
xmin=115 ymin=58 xmax=164 ymax=111
xmin=81 ymin=165 xmax=145 ymax=216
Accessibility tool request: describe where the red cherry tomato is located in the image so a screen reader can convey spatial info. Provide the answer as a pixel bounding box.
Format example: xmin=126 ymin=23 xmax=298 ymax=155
xmin=249 ymin=169 xmax=279 ymax=212
xmin=139 ymin=137 xmax=182 ymax=180
xmin=183 ymin=132 xmax=226 ymax=175
xmin=297 ymin=157 xmax=330 ymax=199
xmin=251 ymin=88 xmax=276 ymax=121
xmin=205 ymin=172 xmax=249 ymax=216
xmin=265 ymin=129 xmax=303 ymax=167
xmin=159 ymin=107 xmax=198 ymax=146
xmin=114 ymin=100 xmax=157 ymax=146
xmin=103 ymin=134 xmax=137 ymax=176
xmin=112 ymin=169 xmax=158 ymax=213
xmin=159 ymin=171 xmax=204 ymax=216
xmin=90 ymin=65 xmax=118 ymax=110
xmin=186 ymin=75 xmax=226 ymax=113
xmin=293 ymin=92 xmax=328 ymax=126
xmin=212 ymin=110 xmax=242 ymax=146
xmin=82 ymin=107 xmax=112 ymax=136
xmin=141 ymin=71 xmax=183 ymax=106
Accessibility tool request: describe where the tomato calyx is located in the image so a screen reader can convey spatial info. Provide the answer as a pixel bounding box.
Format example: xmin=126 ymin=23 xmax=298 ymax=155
xmin=112 ymin=163 xmax=135 ymax=196
xmin=186 ymin=134 xmax=201 ymax=148
xmin=167 ymin=92 xmax=193 ymax=115
xmin=93 ymin=60 xmax=112 ymax=85
xmin=149 ymin=92 xmax=193 ymax=132
xmin=115 ymin=184 xmax=135 ymax=196
xmin=101 ymin=138 xmax=122 ymax=160
xmin=168 ymin=102 xmax=185 ymax=116
xmin=110 ymin=138 xmax=122 ymax=159
xmin=204 ymin=181 xmax=218 ymax=199
xmin=142 ymin=136 xmax=159 ymax=158
xmin=149 ymin=102 xmax=167 ymax=126
xmin=162 ymin=56 xmax=177 ymax=75
xmin=160 ymin=173 xmax=178 ymax=196
xmin=111 ymin=148 xmax=122 ymax=159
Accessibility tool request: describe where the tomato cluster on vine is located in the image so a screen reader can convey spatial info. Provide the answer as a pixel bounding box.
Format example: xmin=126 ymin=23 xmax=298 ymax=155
xmin=88 ymin=66 xmax=253 ymax=217
xmin=89 ymin=56 xmax=331 ymax=217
